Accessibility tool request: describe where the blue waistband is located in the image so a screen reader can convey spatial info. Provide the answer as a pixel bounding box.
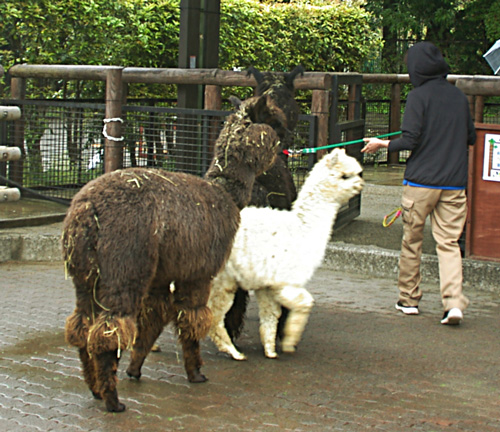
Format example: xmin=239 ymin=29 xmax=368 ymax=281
xmin=403 ymin=179 xmax=465 ymax=190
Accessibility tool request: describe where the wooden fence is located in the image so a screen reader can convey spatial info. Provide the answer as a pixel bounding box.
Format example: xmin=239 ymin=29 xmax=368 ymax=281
xmin=4 ymin=65 xmax=500 ymax=171
xmin=7 ymin=65 xmax=365 ymax=174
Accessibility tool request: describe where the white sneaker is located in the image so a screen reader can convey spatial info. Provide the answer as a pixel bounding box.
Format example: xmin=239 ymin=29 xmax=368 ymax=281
xmin=441 ymin=308 xmax=463 ymax=325
xmin=395 ymin=301 xmax=419 ymax=315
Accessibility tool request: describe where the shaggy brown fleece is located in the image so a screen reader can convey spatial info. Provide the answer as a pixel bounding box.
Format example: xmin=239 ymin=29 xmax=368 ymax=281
xmin=63 ymin=94 xmax=280 ymax=412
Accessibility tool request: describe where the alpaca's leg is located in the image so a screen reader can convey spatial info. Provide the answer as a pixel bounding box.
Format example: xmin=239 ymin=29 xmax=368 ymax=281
xmin=173 ymin=279 xmax=213 ymax=382
xmin=207 ymin=278 xmax=246 ymax=360
xmin=127 ymin=293 xmax=172 ymax=379
xmin=65 ymin=308 xmax=101 ymax=397
xmin=224 ymin=287 xmax=249 ymax=342
xmin=86 ymin=313 xmax=137 ymax=412
xmin=277 ymin=306 xmax=290 ymax=340
xmin=275 ymin=286 xmax=314 ymax=353
xmin=255 ymin=289 xmax=281 ymax=359
xmin=79 ymin=348 xmax=101 ymax=399
xmin=94 ymin=350 xmax=124 ymax=412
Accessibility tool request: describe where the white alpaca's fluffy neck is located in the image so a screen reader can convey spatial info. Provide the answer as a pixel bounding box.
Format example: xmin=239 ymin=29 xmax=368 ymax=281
xmin=291 ymin=170 xmax=343 ymax=239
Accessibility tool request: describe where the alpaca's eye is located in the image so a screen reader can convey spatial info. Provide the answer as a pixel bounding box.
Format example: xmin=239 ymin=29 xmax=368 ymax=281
xmin=341 ymin=174 xmax=351 ymax=180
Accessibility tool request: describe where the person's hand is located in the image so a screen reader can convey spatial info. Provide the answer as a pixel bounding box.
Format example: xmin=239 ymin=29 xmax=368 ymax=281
xmin=361 ymin=138 xmax=390 ymax=154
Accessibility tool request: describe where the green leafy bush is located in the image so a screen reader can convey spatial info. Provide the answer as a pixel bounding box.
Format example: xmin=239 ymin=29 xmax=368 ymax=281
xmin=0 ymin=0 xmax=381 ymax=98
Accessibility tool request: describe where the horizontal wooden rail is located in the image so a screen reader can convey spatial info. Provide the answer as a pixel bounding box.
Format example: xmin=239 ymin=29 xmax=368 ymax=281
xmin=362 ymin=73 xmax=500 ymax=86
xmin=9 ymin=65 xmax=500 ymax=92
xmin=9 ymin=64 xmax=121 ymax=81
xmin=456 ymin=77 xmax=500 ymax=96
xmin=124 ymin=67 xmax=336 ymax=90
xmin=8 ymin=65 xmax=337 ymax=90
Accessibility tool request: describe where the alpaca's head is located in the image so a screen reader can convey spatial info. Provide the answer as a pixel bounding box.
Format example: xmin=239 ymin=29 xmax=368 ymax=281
xmin=246 ymin=66 xmax=304 ymax=134
xmin=308 ymin=149 xmax=364 ymax=204
xmin=206 ymin=95 xmax=280 ymax=184
xmin=247 ymin=65 xmax=304 ymax=96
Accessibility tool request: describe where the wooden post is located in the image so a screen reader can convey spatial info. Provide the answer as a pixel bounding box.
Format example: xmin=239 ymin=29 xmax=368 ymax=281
xmin=388 ymin=82 xmax=401 ymax=165
xmin=311 ymin=89 xmax=330 ymax=160
xmin=204 ymin=84 xmax=222 ymax=159
xmin=204 ymin=84 xmax=222 ymax=111
xmin=103 ymin=67 xmax=124 ymax=173
xmin=474 ymin=96 xmax=484 ymax=123
xmin=346 ymin=82 xmax=363 ymax=158
xmin=466 ymin=95 xmax=475 ymax=121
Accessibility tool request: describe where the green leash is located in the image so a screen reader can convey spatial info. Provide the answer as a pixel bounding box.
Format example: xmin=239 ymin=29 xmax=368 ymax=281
xmin=299 ymin=131 xmax=402 ymax=154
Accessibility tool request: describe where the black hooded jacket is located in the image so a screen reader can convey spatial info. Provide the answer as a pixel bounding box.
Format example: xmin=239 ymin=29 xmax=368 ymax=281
xmin=388 ymin=42 xmax=476 ymax=188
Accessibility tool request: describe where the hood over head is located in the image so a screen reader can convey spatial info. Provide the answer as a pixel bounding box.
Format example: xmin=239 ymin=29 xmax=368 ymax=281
xmin=406 ymin=42 xmax=449 ymax=87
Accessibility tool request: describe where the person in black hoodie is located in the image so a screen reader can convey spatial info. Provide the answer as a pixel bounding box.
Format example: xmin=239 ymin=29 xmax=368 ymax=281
xmin=362 ymin=42 xmax=476 ymax=325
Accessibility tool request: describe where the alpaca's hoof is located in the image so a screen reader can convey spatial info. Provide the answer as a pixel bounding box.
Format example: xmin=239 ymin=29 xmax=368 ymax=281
xmin=151 ymin=344 xmax=161 ymax=352
xmin=91 ymin=391 xmax=102 ymax=400
xmin=103 ymin=390 xmax=126 ymax=412
xmin=106 ymin=401 xmax=126 ymax=413
xmin=126 ymin=368 xmax=141 ymax=380
xmin=231 ymin=352 xmax=247 ymax=361
xmin=281 ymin=343 xmax=296 ymax=353
xmin=264 ymin=351 xmax=278 ymax=359
xmin=188 ymin=369 xmax=208 ymax=383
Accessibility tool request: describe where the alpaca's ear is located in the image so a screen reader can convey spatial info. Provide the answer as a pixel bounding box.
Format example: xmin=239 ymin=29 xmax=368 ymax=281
xmin=325 ymin=149 xmax=340 ymax=167
xmin=285 ymin=65 xmax=304 ymax=89
xmin=247 ymin=66 xmax=264 ymax=85
xmin=228 ymin=95 xmax=242 ymax=109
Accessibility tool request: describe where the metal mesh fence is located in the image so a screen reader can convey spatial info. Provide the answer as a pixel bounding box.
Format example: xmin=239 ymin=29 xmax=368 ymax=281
xmin=362 ymin=100 xmax=411 ymax=165
xmin=363 ymin=98 xmax=500 ymax=165
xmin=2 ymin=97 xmax=500 ymax=201
xmin=0 ymin=99 xmax=317 ymax=201
xmin=0 ymin=100 xmax=105 ymax=201
xmin=484 ymin=103 xmax=500 ymax=124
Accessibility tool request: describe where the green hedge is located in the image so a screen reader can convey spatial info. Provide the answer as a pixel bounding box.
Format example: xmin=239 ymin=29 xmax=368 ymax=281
xmin=0 ymin=0 xmax=381 ymax=98
xmin=219 ymin=1 xmax=380 ymax=73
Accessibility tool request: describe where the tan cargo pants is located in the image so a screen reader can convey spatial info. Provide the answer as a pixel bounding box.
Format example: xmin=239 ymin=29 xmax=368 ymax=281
xmin=398 ymin=185 xmax=469 ymax=312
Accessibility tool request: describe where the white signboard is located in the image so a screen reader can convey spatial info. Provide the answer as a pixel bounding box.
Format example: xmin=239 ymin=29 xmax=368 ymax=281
xmin=483 ymin=133 xmax=500 ymax=182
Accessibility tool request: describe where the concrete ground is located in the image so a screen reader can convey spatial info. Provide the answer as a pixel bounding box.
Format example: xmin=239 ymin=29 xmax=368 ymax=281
xmin=2 ymin=261 xmax=500 ymax=431
xmin=1 ymin=165 xmax=500 ymax=431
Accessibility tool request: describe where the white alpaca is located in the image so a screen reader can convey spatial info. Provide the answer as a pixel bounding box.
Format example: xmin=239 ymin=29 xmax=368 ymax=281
xmin=207 ymin=148 xmax=364 ymax=360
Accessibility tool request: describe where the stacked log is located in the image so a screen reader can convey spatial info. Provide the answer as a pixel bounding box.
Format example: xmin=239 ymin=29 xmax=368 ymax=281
xmin=0 ymin=105 xmax=22 ymax=202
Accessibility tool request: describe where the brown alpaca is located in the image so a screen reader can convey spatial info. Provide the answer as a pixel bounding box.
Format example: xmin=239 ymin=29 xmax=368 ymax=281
xmin=224 ymin=66 xmax=304 ymax=341
xmin=62 ymin=94 xmax=280 ymax=412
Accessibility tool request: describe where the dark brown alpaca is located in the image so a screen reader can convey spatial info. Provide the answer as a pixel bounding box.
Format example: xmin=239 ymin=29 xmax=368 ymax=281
xmin=62 ymin=94 xmax=280 ymax=412
xmin=224 ymin=66 xmax=303 ymax=342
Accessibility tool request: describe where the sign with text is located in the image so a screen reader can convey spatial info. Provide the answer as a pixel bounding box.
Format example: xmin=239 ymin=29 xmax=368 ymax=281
xmin=483 ymin=133 xmax=500 ymax=182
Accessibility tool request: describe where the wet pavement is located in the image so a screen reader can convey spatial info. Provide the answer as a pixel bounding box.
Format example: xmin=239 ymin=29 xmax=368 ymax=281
xmin=2 ymin=261 xmax=500 ymax=431
xmin=1 ymin=165 xmax=500 ymax=431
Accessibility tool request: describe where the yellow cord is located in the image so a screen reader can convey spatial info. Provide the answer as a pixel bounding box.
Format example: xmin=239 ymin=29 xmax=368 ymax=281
xmin=383 ymin=207 xmax=402 ymax=227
